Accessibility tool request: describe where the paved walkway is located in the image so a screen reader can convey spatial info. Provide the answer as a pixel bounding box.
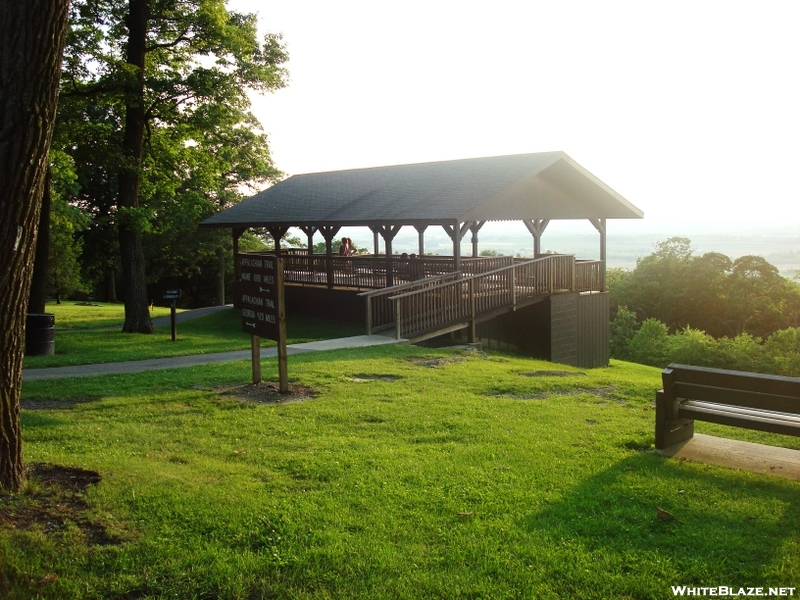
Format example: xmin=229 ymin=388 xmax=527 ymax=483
xmin=24 ymin=306 xmax=405 ymax=382
xmin=23 ymin=334 xmax=403 ymax=382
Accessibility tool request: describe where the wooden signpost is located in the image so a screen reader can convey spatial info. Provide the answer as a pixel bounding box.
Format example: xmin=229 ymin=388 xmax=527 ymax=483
xmin=237 ymin=253 xmax=288 ymax=392
xmin=163 ymin=289 xmax=181 ymax=341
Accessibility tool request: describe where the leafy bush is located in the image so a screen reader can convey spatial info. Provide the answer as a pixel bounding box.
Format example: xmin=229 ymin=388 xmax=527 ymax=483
xmin=669 ymin=327 xmax=719 ymax=367
xmin=628 ymin=318 xmax=670 ymax=367
xmin=610 ymin=306 xmax=639 ymax=360
xmin=763 ymin=327 xmax=800 ymax=377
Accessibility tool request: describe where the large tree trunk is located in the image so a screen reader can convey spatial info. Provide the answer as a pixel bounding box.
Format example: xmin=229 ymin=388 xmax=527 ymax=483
xmin=119 ymin=0 xmax=153 ymax=333
xmin=105 ymin=270 xmax=118 ymax=303
xmin=28 ymin=169 xmax=52 ymax=314
xmin=0 ymin=0 xmax=69 ymax=492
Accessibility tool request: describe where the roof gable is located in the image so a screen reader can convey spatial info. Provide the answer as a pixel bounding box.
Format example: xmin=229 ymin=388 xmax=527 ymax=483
xmin=201 ymin=151 xmax=643 ymax=228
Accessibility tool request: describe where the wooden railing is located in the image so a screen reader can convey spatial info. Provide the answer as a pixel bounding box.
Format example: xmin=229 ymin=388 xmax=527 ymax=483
xmin=358 ymin=272 xmax=462 ymax=334
xmin=274 ymin=253 xmax=513 ymax=290
xmin=575 ymin=260 xmax=605 ymax=292
xmin=386 ymin=254 xmax=587 ymax=340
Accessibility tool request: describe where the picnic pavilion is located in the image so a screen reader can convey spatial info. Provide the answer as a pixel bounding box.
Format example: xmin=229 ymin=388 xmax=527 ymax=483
xmin=200 ymin=151 xmax=643 ymax=367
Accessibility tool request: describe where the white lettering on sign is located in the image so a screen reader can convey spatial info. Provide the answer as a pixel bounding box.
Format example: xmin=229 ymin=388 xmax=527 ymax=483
xmin=240 ymin=257 xmax=264 ymax=268
xmin=263 ymin=275 xmax=275 ymax=284
xmin=241 ymin=272 xmax=251 ymax=281
xmin=265 ymin=314 xmax=276 ymax=323
xmin=242 ymin=294 xmax=264 ymax=306
xmin=254 ymin=273 xmax=261 ymax=282
xmin=266 ymin=299 xmax=275 ymax=309
xmin=242 ymin=309 xmax=256 ymax=318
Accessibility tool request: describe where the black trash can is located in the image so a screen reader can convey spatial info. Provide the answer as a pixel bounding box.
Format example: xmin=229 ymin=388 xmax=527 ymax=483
xmin=26 ymin=313 xmax=55 ymax=356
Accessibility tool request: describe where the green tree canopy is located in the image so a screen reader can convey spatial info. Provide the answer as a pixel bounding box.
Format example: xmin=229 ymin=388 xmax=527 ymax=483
xmin=58 ymin=0 xmax=288 ymax=326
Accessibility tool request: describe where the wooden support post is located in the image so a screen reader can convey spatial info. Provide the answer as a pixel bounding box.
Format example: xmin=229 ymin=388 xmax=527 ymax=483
xmin=385 ymin=236 xmax=394 ymax=287
xmin=468 ymin=278 xmax=476 ymax=342
xmin=511 ymin=266 xmax=517 ymax=310
xmin=523 ymin=219 xmax=550 ymax=258
xmin=394 ymin=298 xmax=402 ymax=340
xmin=470 ymin=221 xmax=485 ymax=258
xmin=267 ymin=226 xmax=290 ymax=256
xmin=370 ymin=226 xmax=380 ymax=255
xmin=232 ymin=227 xmax=245 ymax=309
xmin=277 ymin=259 xmax=288 ymax=393
xmin=251 ymin=335 xmax=261 ymax=384
xmin=365 ymin=296 xmax=373 ymax=335
xmin=442 ymin=221 xmax=471 ymax=273
xmin=170 ymin=299 xmax=177 ymax=341
xmin=377 ymin=225 xmax=402 ymax=287
xmin=415 ymin=224 xmax=427 ymax=255
xmin=318 ymin=225 xmax=341 ymax=288
xmin=589 ymin=218 xmax=607 ymax=291
xmin=300 ymin=226 xmax=316 ymax=256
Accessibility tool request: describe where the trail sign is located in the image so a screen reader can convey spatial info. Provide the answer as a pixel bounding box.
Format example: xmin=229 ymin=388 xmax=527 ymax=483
xmin=162 ymin=289 xmax=181 ymax=341
xmin=239 ymin=254 xmax=281 ymax=340
xmin=237 ymin=253 xmax=288 ymax=391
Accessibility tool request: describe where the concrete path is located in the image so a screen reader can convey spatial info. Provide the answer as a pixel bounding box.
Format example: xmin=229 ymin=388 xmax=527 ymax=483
xmin=23 ymin=334 xmax=404 ymax=382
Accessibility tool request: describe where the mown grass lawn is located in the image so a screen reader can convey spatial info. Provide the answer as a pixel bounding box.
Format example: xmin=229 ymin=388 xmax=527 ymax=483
xmin=23 ymin=308 xmax=363 ymax=369
xmin=37 ymin=301 xmax=178 ymax=330
xmin=4 ymin=345 xmax=800 ymax=599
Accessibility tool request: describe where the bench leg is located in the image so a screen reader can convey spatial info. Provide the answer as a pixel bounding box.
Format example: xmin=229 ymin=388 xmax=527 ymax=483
xmin=655 ymin=390 xmax=694 ymax=449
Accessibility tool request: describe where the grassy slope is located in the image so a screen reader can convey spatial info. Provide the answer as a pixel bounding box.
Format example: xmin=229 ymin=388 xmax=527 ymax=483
xmin=4 ymin=347 xmax=799 ymax=599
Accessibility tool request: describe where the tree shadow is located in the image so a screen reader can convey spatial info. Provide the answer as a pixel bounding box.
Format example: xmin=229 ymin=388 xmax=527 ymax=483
xmin=520 ymin=452 xmax=800 ymax=582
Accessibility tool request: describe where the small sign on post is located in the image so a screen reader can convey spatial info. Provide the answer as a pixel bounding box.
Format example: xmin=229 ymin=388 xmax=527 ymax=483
xmin=163 ymin=289 xmax=181 ymax=341
xmin=237 ymin=253 xmax=288 ymax=392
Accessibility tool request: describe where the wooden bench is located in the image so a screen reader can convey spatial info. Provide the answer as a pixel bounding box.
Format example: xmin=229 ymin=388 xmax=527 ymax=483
xmin=655 ymin=363 xmax=800 ymax=449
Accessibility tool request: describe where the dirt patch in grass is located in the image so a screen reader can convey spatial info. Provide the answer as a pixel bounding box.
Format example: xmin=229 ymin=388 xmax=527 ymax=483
xmin=407 ymin=346 xmax=489 ymax=368
xmin=517 ymin=370 xmax=586 ymax=378
xmin=491 ymin=386 xmax=620 ymax=400
xmin=347 ymin=374 xmax=403 ymax=382
xmin=0 ymin=463 xmax=116 ymax=546
xmin=218 ymin=381 xmax=318 ymax=404
xmin=21 ymin=396 xmax=101 ymax=411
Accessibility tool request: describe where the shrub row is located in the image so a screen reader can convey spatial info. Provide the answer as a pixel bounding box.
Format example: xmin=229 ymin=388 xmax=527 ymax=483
xmin=611 ymin=307 xmax=800 ymax=376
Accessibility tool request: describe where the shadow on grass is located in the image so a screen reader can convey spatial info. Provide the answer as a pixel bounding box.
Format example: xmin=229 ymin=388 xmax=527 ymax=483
xmin=521 ymin=452 xmax=800 ymax=581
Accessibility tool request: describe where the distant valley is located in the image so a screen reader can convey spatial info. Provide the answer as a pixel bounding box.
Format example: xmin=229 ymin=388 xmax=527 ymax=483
xmin=344 ymin=222 xmax=800 ymax=277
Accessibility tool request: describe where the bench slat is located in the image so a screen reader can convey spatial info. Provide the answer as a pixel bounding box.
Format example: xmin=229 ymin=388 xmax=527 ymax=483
xmin=673 ymin=382 xmax=800 ymax=415
xmin=665 ymin=364 xmax=800 ymax=398
xmin=682 ymin=400 xmax=800 ymax=423
xmin=680 ymin=402 xmax=800 ymax=438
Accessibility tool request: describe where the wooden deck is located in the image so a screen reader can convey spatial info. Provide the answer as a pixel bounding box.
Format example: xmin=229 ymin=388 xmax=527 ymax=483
xmin=240 ymin=252 xmax=605 ymax=343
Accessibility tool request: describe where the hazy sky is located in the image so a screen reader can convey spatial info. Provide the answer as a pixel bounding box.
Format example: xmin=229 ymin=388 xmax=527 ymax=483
xmin=227 ymin=0 xmax=799 ymax=235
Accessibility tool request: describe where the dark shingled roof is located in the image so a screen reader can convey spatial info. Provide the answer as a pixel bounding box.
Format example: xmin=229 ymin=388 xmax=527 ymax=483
xmin=200 ymin=151 xmax=643 ymax=229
